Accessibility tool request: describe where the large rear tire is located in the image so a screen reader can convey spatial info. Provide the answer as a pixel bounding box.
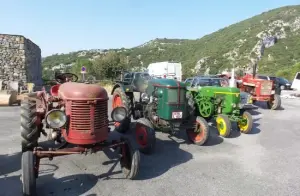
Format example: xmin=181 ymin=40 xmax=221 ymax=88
xmin=267 ymin=94 xmax=281 ymax=110
xmin=135 ymin=118 xmax=156 ymax=154
xmin=186 ymin=92 xmax=195 ymax=117
xmin=186 ymin=116 xmax=210 ymax=146
xmin=21 ymin=98 xmax=40 ymax=152
xmin=112 ymin=87 xmax=133 ymax=133
xmin=21 ymin=151 xmax=37 ymax=196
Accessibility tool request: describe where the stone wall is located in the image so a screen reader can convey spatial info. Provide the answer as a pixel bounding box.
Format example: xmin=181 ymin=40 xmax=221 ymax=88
xmin=0 ymin=34 xmax=42 ymax=87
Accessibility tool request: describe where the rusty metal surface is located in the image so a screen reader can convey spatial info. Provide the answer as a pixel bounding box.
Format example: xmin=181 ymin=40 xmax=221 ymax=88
xmin=58 ymin=82 xmax=108 ymax=100
xmin=33 ymin=142 xmax=125 ymax=159
xmin=62 ymin=99 xmax=109 ymax=145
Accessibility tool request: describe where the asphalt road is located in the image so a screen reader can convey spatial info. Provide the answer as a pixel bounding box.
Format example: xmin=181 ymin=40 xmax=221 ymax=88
xmin=1 ymin=93 xmax=300 ymax=196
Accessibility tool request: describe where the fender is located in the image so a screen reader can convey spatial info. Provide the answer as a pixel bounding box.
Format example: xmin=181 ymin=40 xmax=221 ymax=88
xmin=111 ymin=82 xmax=134 ymax=94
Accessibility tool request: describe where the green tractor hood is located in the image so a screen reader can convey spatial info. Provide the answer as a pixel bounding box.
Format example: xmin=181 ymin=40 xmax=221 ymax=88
xmin=199 ymin=86 xmax=241 ymax=114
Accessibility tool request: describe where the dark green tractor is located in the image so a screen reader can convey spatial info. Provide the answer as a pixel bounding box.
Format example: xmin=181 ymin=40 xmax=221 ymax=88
xmin=111 ymin=74 xmax=210 ymax=154
xmin=186 ymin=77 xmax=254 ymax=138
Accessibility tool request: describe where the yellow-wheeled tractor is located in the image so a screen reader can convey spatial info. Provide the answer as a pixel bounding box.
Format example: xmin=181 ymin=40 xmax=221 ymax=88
xmin=0 ymin=80 xmax=34 ymax=106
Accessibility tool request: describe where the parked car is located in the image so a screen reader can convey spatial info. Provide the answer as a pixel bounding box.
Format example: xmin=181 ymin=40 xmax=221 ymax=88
xmin=184 ymin=77 xmax=193 ymax=85
xmin=277 ymin=77 xmax=293 ymax=90
xmin=257 ymin=75 xmax=292 ymax=90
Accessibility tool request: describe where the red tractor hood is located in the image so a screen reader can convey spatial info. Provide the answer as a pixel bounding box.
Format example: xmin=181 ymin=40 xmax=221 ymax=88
xmin=58 ymin=82 xmax=108 ymax=100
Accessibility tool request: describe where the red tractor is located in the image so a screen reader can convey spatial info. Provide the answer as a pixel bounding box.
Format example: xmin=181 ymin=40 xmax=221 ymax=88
xmin=20 ymin=73 xmax=140 ymax=196
xmin=237 ymin=73 xmax=281 ymax=110
xmin=217 ymin=67 xmax=281 ymax=110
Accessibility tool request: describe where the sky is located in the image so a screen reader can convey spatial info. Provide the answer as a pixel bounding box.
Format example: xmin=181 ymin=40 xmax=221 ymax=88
xmin=0 ymin=0 xmax=299 ymax=57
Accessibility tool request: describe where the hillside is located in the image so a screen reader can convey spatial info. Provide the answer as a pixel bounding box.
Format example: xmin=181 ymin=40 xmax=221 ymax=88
xmin=42 ymin=5 xmax=300 ymax=80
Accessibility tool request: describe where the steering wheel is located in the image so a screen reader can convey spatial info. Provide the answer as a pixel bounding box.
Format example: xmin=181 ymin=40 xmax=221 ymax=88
xmin=55 ymin=73 xmax=78 ymax=83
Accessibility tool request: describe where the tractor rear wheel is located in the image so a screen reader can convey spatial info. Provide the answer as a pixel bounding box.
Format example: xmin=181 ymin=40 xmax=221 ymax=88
xmin=135 ymin=118 xmax=156 ymax=154
xmin=112 ymin=87 xmax=133 ymax=133
xmin=21 ymin=98 xmax=40 ymax=152
xmin=186 ymin=92 xmax=195 ymax=117
xmin=120 ymin=137 xmax=140 ymax=180
xmin=186 ymin=116 xmax=210 ymax=146
xmin=267 ymin=94 xmax=281 ymax=110
xmin=216 ymin=114 xmax=231 ymax=137
xmin=21 ymin=151 xmax=37 ymax=196
xmin=237 ymin=111 xmax=253 ymax=134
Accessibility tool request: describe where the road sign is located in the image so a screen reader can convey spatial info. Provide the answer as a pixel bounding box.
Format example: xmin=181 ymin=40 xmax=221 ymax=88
xmin=81 ymin=66 xmax=86 ymax=74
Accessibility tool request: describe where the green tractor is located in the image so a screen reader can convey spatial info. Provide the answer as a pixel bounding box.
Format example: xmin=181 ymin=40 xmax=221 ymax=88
xmin=111 ymin=72 xmax=210 ymax=154
xmin=186 ymin=77 xmax=254 ymax=137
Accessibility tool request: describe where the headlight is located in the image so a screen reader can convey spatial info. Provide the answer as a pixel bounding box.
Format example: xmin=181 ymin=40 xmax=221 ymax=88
xmin=141 ymin=93 xmax=150 ymax=103
xmin=45 ymin=109 xmax=67 ymax=129
xmin=111 ymin=107 xmax=128 ymax=122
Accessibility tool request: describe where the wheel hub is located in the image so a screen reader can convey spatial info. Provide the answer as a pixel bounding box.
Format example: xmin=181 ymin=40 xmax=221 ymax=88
xmin=199 ymin=102 xmax=213 ymax=118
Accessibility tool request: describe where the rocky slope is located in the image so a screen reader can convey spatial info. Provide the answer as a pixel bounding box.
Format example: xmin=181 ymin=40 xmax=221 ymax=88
xmin=42 ymin=5 xmax=300 ymax=78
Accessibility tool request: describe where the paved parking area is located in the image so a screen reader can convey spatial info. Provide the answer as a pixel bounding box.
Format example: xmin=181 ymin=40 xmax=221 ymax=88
xmin=0 ymin=95 xmax=300 ymax=196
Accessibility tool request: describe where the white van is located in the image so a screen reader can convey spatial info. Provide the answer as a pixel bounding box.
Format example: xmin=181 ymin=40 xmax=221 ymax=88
xmin=147 ymin=62 xmax=182 ymax=81
xmin=291 ymin=72 xmax=300 ymax=90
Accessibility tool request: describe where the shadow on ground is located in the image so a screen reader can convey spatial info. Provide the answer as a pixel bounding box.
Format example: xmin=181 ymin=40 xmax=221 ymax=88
xmin=0 ymin=152 xmax=22 ymax=176
xmin=0 ymin=139 xmax=65 ymax=177
xmin=0 ymin=125 xmax=194 ymax=195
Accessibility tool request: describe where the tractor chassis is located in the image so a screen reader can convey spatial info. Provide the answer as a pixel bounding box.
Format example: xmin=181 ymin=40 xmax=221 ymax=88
xmin=212 ymin=109 xmax=248 ymax=125
xmin=150 ymin=119 xmax=195 ymax=134
xmin=28 ymin=139 xmax=128 ymax=178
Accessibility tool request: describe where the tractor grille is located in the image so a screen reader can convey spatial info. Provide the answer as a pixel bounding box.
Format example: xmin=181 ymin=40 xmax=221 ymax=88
xmin=70 ymin=100 xmax=108 ymax=132
xmin=260 ymin=81 xmax=272 ymax=95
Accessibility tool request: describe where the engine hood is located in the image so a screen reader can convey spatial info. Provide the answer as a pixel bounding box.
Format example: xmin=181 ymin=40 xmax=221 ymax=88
xmin=58 ymin=82 xmax=108 ymax=100
xmin=149 ymin=78 xmax=185 ymax=88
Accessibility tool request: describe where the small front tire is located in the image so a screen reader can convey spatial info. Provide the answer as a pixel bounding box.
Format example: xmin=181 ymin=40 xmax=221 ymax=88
xmin=216 ymin=114 xmax=231 ymax=138
xmin=237 ymin=111 xmax=253 ymax=134
xmin=120 ymin=137 xmax=140 ymax=180
xmin=21 ymin=151 xmax=37 ymax=196
xmin=135 ymin=118 xmax=156 ymax=154
xmin=186 ymin=116 xmax=210 ymax=146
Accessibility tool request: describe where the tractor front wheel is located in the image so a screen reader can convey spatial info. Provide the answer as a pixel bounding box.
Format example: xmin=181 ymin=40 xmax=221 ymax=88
xmin=119 ymin=137 xmax=140 ymax=180
xmin=237 ymin=111 xmax=253 ymax=134
xmin=21 ymin=151 xmax=37 ymax=196
xmin=112 ymin=87 xmax=133 ymax=133
xmin=186 ymin=116 xmax=210 ymax=146
xmin=135 ymin=118 xmax=156 ymax=154
xmin=267 ymin=94 xmax=281 ymax=110
xmin=216 ymin=114 xmax=231 ymax=137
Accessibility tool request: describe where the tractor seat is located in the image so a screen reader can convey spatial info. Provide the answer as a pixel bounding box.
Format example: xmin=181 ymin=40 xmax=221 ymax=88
xmin=50 ymin=84 xmax=61 ymax=96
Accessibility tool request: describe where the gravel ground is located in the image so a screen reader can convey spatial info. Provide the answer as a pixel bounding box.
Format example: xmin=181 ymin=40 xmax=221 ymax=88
xmin=1 ymin=92 xmax=300 ymax=196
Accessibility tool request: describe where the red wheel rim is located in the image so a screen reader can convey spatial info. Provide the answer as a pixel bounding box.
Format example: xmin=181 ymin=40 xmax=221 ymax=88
xmin=136 ymin=125 xmax=148 ymax=147
xmin=187 ymin=121 xmax=205 ymax=142
xmin=112 ymin=94 xmax=123 ymax=127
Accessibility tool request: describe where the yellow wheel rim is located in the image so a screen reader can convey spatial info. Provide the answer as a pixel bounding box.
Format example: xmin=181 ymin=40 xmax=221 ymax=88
xmin=238 ymin=115 xmax=249 ymax=132
xmin=216 ymin=117 xmax=227 ymax=136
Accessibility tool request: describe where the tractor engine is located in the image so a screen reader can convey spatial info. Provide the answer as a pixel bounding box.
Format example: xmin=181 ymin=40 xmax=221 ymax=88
xmin=197 ymin=86 xmax=241 ymax=116
xmin=46 ymin=82 xmax=109 ymax=145
xmin=142 ymin=78 xmax=188 ymax=131
xmin=240 ymin=74 xmax=273 ymax=101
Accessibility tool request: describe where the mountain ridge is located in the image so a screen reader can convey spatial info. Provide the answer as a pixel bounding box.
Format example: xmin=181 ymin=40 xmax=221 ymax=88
xmin=42 ymin=5 xmax=300 ymax=80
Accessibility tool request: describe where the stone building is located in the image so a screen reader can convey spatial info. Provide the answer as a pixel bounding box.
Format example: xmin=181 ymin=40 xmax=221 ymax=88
xmin=0 ymin=34 xmax=42 ymax=87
